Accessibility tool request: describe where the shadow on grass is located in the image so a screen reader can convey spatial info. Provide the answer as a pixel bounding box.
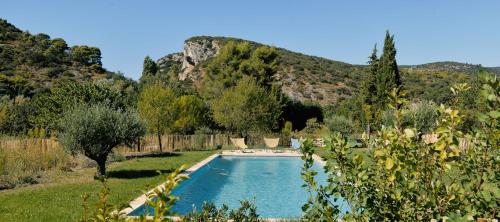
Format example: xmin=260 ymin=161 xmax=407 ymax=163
xmin=107 ymin=169 xmax=174 ymax=179
xmin=125 ymin=152 xmax=182 ymax=160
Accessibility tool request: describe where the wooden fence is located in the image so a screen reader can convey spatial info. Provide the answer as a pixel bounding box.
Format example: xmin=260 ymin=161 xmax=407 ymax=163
xmin=116 ymin=134 xmax=293 ymax=154
xmin=0 ymin=134 xmax=292 ymax=155
xmin=116 ymin=134 xmax=233 ymax=154
xmin=0 ymin=135 xmax=473 ymax=155
xmin=0 ymin=138 xmax=60 ymax=153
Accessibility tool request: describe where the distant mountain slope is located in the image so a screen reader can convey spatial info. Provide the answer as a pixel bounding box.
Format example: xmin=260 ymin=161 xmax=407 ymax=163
xmin=401 ymin=61 xmax=499 ymax=76
xmin=0 ymin=19 xmax=134 ymax=98
xmin=157 ymin=36 xmax=498 ymax=105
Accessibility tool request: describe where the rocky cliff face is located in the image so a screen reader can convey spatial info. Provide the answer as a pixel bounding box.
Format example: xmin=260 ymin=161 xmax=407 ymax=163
xmin=180 ymin=39 xmax=221 ymax=80
xmin=157 ymin=38 xmax=221 ymax=81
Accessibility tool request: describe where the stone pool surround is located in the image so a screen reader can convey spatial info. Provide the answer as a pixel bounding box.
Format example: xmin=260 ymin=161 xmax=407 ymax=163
xmin=122 ymin=150 xmax=325 ymax=220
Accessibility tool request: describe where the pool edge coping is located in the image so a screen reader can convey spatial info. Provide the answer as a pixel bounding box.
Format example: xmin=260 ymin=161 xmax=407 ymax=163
xmin=121 ymin=153 xmax=220 ymax=216
xmin=122 ymin=151 xmax=326 ymax=220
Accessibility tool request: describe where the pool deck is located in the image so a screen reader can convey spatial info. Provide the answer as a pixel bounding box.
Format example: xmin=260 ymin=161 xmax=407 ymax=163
xmin=122 ymin=150 xmax=325 ymax=220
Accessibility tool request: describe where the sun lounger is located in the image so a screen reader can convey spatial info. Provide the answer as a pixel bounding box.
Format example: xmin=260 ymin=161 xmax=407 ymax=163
xmin=291 ymin=138 xmax=301 ymax=151
xmin=264 ymin=137 xmax=282 ymax=153
xmin=230 ymin=138 xmax=253 ymax=153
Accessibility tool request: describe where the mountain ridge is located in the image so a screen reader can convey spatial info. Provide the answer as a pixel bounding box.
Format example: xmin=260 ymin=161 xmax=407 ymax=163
xmin=157 ymin=36 xmax=498 ymax=105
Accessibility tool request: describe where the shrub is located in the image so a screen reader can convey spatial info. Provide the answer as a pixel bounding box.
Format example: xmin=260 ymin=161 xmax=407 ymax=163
xmin=301 ymin=74 xmax=499 ymax=221
xmin=58 ymin=104 xmax=145 ymax=177
xmin=403 ymin=100 xmax=439 ymax=133
xmin=382 ymin=100 xmax=439 ymax=133
xmin=184 ymin=200 xmax=259 ymax=221
xmin=282 ymin=121 xmax=293 ymax=136
xmin=326 ymin=115 xmax=355 ymax=137
xmin=303 ymin=118 xmax=320 ymax=134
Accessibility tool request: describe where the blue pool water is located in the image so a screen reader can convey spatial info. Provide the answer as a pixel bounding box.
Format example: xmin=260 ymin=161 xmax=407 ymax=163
xmin=129 ymin=156 xmax=343 ymax=218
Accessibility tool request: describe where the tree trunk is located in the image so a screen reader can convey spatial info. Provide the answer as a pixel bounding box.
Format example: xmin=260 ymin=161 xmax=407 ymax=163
xmin=95 ymin=157 xmax=107 ymax=178
xmin=157 ymin=132 xmax=163 ymax=153
xmin=157 ymin=121 xmax=163 ymax=152
xmin=137 ymin=137 xmax=141 ymax=152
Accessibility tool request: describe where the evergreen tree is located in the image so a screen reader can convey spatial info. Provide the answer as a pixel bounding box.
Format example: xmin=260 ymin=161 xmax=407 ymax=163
xmin=141 ymin=56 xmax=158 ymax=77
xmin=362 ymin=44 xmax=378 ymax=105
xmin=360 ymin=44 xmax=379 ymax=133
xmin=376 ymin=31 xmax=401 ymax=108
xmin=200 ymin=41 xmax=279 ymax=101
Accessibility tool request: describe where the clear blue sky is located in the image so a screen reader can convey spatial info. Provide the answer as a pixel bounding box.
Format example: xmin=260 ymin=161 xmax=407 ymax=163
xmin=2 ymin=0 xmax=499 ymax=80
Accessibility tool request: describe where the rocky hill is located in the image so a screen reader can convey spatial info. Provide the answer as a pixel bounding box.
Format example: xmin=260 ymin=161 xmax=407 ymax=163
xmin=157 ymin=36 xmax=499 ymax=105
xmin=0 ymin=19 xmax=134 ymax=98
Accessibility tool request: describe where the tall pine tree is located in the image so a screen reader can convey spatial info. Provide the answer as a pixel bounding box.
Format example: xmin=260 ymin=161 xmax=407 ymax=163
xmin=376 ymin=31 xmax=401 ymax=108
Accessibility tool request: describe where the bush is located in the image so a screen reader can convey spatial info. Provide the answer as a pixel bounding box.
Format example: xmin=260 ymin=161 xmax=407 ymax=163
xmin=184 ymin=200 xmax=259 ymax=221
xmin=382 ymin=100 xmax=438 ymax=133
xmin=301 ymin=74 xmax=499 ymax=221
xmin=58 ymin=104 xmax=145 ymax=177
xmin=303 ymin=118 xmax=320 ymax=134
xmin=326 ymin=115 xmax=355 ymax=137
xmin=282 ymin=121 xmax=293 ymax=136
xmin=403 ymin=100 xmax=439 ymax=133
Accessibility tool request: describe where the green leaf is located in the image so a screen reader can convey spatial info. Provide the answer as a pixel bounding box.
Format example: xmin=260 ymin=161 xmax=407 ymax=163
xmin=481 ymin=190 xmax=492 ymax=202
xmin=385 ymin=158 xmax=394 ymax=170
xmin=488 ymin=110 xmax=500 ymax=119
xmin=374 ymin=150 xmax=384 ymax=157
xmin=477 ymin=113 xmax=489 ymax=123
xmin=404 ymin=128 xmax=415 ymax=138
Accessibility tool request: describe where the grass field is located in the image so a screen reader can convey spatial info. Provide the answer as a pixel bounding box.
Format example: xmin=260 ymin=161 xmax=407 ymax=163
xmin=0 ymin=151 xmax=214 ymax=222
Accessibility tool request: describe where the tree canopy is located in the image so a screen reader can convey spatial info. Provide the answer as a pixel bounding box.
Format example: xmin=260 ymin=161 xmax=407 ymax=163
xmin=211 ymin=76 xmax=282 ymax=135
xmin=58 ymin=104 xmax=145 ymax=177
xmin=30 ymin=81 xmax=128 ymax=132
xmin=201 ymin=41 xmax=278 ymax=100
xmin=137 ymin=83 xmax=176 ymax=151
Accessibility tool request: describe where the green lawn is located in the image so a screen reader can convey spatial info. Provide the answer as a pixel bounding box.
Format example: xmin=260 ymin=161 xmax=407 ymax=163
xmin=0 ymin=151 xmax=214 ymax=222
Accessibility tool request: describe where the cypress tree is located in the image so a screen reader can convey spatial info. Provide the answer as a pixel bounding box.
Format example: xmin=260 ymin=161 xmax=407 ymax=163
xmin=362 ymin=44 xmax=378 ymax=105
xmin=376 ymin=31 xmax=401 ymax=108
xmin=360 ymin=44 xmax=379 ymax=134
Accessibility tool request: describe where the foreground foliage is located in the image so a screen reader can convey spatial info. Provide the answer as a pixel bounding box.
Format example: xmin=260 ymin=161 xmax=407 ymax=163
xmin=301 ymin=73 xmax=499 ymax=221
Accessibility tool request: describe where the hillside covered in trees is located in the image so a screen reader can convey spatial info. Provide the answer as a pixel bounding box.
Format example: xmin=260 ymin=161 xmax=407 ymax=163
xmin=155 ymin=36 xmax=499 ymax=106
xmin=0 ymin=19 xmax=138 ymax=135
xmin=0 ymin=19 xmax=136 ymax=99
xmin=0 ymin=18 xmax=498 ymax=136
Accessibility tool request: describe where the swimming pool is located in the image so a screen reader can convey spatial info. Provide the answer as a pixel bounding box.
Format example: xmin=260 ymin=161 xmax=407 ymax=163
xmin=128 ymin=155 xmax=340 ymax=218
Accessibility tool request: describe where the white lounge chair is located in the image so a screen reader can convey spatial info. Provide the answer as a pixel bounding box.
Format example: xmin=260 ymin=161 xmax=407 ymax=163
xmin=230 ymin=138 xmax=253 ymax=153
xmin=264 ymin=137 xmax=281 ymax=153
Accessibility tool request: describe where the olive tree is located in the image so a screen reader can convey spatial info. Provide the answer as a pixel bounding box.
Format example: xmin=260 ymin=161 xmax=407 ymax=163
xmin=59 ymin=104 xmax=145 ymax=177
